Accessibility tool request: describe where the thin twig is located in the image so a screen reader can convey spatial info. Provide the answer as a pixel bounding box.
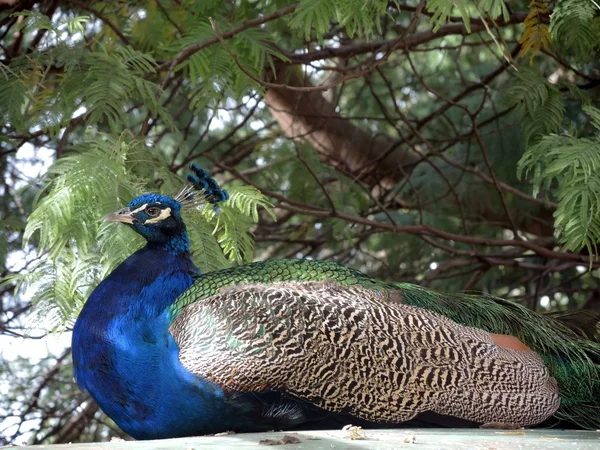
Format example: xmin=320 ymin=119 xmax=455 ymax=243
xmin=69 ymin=0 xmax=131 ymax=45
xmin=295 ymin=146 xmax=337 ymax=215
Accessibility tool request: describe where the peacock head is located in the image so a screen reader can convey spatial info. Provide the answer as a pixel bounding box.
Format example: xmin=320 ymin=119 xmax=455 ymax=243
xmin=105 ymin=193 xmax=186 ymax=244
xmin=104 ymin=165 xmax=228 ymax=250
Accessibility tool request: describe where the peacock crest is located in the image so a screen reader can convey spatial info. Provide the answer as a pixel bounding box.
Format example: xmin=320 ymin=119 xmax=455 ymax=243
xmin=174 ymin=164 xmax=230 ymax=212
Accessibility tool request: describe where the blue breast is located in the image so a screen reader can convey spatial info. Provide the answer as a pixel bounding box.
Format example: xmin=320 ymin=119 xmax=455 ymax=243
xmin=72 ymin=245 xmax=235 ymax=439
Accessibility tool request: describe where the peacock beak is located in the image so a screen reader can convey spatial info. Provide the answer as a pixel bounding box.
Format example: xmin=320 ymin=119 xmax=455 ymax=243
xmin=104 ymin=207 xmax=135 ymax=224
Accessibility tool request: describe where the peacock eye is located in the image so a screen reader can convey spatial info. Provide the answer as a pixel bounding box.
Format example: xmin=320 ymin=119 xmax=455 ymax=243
xmin=146 ymin=207 xmax=161 ymax=217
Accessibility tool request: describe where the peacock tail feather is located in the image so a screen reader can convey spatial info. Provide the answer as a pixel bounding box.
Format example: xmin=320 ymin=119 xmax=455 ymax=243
xmin=169 ymin=259 xmax=600 ymax=429
xmin=397 ymin=284 xmax=600 ymax=429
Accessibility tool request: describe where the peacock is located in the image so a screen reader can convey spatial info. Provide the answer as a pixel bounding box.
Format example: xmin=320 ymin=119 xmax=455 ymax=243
xmin=72 ymin=165 xmax=600 ymax=440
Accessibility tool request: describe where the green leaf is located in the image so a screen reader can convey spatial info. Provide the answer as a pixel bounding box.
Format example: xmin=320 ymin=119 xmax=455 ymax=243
xmin=0 ymin=66 xmax=27 ymax=131
xmin=0 ymin=227 xmax=7 ymax=271
xmin=504 ymin=68 xmax=565 ymax=146
xmin=427 ymin=0 xmax=472 ymax=33
xmin=66 ymin=15 xmax=90 ymax=34
xmin=550 ymin=0 xmax=600 ymax=59
xmin=478 ymin=0 xmax=510 ymax=21
xmin=518 ymin=133 xmax=600 ymax=257
xmin=289 ymin=0 xmax=337 ymax=40
xmin=198 ymin=184 xmax=274 ymax=264
xmin=583 ymin=105 xmax=600 ymax=131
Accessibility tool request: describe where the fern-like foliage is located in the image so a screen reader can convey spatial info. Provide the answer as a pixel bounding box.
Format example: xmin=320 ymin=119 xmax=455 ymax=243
xmin=0 ymin=11 xmax=175 ymax=136
xmin=12 ymin=9 xmax=88 ymax=35
xmin=549 ymin=0 xmax=600 ymax=59
xmin=519 ymin=1 xmax=552 ymax=63
xmin=24 ymin=134 xmax=144 ymax=260
xmin=232 ymin=28 xmax=288 ymax=93
xmin=289 ymin=0 xmax=388 ymax=40
xmin=186 ymin=215 xmax=231 ymax=273
xmin=427 ymin=0 xmax=472 ymax=32
xmin=584 ymin=104 xmax=600 ymax=130
xmin=0 ymin=69 xmax=27 ymax=131
xmin=9 ymin=251 xmax=101 ymax=331
xmin=504 ymin=68 xmax=565 ymax=146
xmin=477 ymin=0 xmax=510 ymax=20
xmin=289 ymin=0 xmax=337 ymax=40
xmin=12 ymin=133 xmax=273 ymax=329
xmin=199 ymin=185 xmax=275 ymax=264
xmin=171 ymin=19 xmax=286 ymax=112
xmin=0 ymin=11 xmax=90 ymax=133
xmin=426 ymin=0 xmax=508 ymax=33
xmin=83 ymin=46 xmax=159 ymax=130
xmin=518 ymin=106 xmax=600 ymax=258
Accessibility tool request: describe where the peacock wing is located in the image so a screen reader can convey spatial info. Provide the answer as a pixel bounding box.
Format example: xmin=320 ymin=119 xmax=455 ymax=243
xmin=397 ymin=283 xmax=600 ymax=429
xmin=169 ymin=280 xmax=559 ymax=427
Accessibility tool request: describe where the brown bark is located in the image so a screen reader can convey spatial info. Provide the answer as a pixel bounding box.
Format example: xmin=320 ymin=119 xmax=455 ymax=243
xmin=265 ymin=67 xmax=421 ymax=188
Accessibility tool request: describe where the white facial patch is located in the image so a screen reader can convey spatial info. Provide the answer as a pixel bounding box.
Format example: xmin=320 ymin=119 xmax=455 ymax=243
xmin=144 ymin=207 xmax=172 ymax=224
xmin=130 ymin=203 xmax=148 ymax=214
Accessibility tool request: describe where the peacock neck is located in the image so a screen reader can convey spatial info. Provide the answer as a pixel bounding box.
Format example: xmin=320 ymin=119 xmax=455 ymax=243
xmin=147 ymin=233 xmax=190 ymax=258
xmin=72 ymin=242 xmax=218 ymax=440
xmin=78 ymin=243 xmax=198 ymax=322
xmin=147 ymin=230 xmax=191 ymax=255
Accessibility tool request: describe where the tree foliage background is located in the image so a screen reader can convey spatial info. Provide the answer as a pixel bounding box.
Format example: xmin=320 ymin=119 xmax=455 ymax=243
xmin=1 ymin=0 xmax=599 ymax=444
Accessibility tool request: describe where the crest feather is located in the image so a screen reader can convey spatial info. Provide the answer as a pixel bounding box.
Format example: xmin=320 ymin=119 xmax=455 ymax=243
xmin=174 ymin=164 xmax=229 ymax=212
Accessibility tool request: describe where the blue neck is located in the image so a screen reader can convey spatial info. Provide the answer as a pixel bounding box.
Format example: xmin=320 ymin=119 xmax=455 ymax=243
xmin=82 ymin=243 xmax=198 ymax=315
xmin=150 ymin=233 xmax=191 ymax=255
xmin=72 ymin=244 xmax=232 ymax=439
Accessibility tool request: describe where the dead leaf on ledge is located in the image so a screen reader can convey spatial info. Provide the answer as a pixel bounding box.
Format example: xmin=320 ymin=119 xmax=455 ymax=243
xmin=214 ymin=431 xmax=236 ymax=436
xmin=259 ymin=434 xmax=302 ymax=446
xmin=342 ymin=424 xmax=367 ymax=440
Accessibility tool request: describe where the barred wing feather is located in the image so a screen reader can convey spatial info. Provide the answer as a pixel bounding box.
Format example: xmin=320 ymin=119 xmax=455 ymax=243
xmin=169 ymin=281 xmax=560 ymax=427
